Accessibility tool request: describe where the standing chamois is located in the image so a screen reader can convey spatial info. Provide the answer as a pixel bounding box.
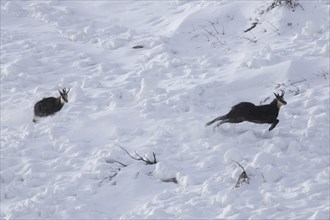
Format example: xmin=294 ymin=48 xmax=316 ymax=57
xmin=33 ymin=88 xmax=70 ymax=123
xmin=205 ymin=91 xmax=287 ymax=131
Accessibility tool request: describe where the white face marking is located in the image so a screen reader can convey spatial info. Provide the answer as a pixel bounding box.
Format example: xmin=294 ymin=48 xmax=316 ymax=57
xmin=277 ymin=100 xmax=285 ymax=108
xmin=60 ymin=96 xmax=68 ymax=104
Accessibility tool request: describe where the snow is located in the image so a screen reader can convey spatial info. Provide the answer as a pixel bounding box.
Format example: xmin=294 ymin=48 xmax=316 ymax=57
xmin=1 ymin=0 xmax=329 ymax=219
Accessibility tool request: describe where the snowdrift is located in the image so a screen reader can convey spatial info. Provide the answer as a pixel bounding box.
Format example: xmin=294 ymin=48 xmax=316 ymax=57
xmin=1 ymin=1 xmax=329 ymax=219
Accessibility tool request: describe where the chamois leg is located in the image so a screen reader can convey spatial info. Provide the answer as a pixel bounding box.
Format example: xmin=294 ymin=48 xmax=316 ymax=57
xmin=269 ymin=119 xmax=279 ymax=131
xmin=32 ymin=116 xmax=39 ymax=123
xmin=212 ymin=118 xmax=231 ymax=131
xmin=214 ymin=116 xmax=247 ymax=131
xmin=215 ymin=119 xmax=230 ymax=127
xmin=205 ymin=115 xmax=225 ymax=127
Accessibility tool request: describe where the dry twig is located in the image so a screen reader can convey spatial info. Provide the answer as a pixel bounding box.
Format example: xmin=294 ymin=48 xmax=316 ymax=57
xmin=232 ymin=160 xmax=249 ymax=188
xmin=199 ymin=25 xmax=225 ymax=46
xmin=119 ymin=146 xmax=157 ymax=165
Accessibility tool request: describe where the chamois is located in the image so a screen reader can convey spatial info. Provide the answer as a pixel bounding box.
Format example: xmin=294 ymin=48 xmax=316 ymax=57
xmin=33 ymin=88 xmax=70 ymax=123
xmin=205 ymin=91 xmax=287 ymax=131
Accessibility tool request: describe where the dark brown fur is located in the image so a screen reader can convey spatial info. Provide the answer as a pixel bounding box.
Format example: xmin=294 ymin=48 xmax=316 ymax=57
xmin=33 ymin=88 xmax=70 ymax=123
xmin=206 ymin=91 xmax=287 ymax=131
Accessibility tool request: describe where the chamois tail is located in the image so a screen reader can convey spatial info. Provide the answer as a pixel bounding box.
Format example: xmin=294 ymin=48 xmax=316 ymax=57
xmin=205 ymin=115 xmax=226 ymax=127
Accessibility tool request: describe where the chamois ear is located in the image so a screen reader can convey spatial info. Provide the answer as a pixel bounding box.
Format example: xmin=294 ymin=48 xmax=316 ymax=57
xmin=274 ymin=92 xmax=279 ymax=98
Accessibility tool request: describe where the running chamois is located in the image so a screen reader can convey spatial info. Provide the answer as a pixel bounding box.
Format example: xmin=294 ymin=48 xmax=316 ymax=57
xmin=33 ymin=88 xmax=70 ymax=123
xmin=205 ymin=91 xmax=287 ymax=131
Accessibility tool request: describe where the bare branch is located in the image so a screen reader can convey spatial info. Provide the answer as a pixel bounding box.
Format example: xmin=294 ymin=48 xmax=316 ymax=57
xmin=119 ymin=145 xmax=137 ymax=160
xmin=244 ymin=21 xmax=258 ymax=33
xmin=161 ymin=177 xmax=178 ymax=184
xmin=132 ymin=45 xmax=144 ymax=49
xmin=232 ymin=160 xmax=249 ymax=188
xmin=208 ymin=20 xmax=219 ymax=34
xmin=99 ymin=169 xmax=119 ymax=187
xmin=200 ymin=25 xmax=212 ymax=35
xmin=112 ymin=160 xmax=127 ymax=167
xmin=199 ymin=25 xmax=225 ymax=46
xmin=119 ymin=145 xmax=157 ymax=165
xmin=259 ymin=0 xmax=303 ymax=15
xmin=289 ymin=78 xmax=307 ymax=86
xmin=260 ymin=96 xmax=270 ymax=105
xmin=288 ymin=78 xmax=307 ymax=95
xmin=265 ymin=20 xmax=280 ymax=35
xmin=243 ymin=36 xmax=257 ymax=44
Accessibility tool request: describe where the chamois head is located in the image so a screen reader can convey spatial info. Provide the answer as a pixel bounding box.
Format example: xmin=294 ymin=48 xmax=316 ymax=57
xmin=274 ymin=90 xmax=287 ymax=108
xmin=59 ymin=88 xmax=70 ymax=103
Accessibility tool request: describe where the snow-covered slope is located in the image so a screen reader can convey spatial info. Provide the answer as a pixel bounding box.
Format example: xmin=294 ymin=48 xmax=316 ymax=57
xmin=1 ymin=1 xmax=329 ymax=219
